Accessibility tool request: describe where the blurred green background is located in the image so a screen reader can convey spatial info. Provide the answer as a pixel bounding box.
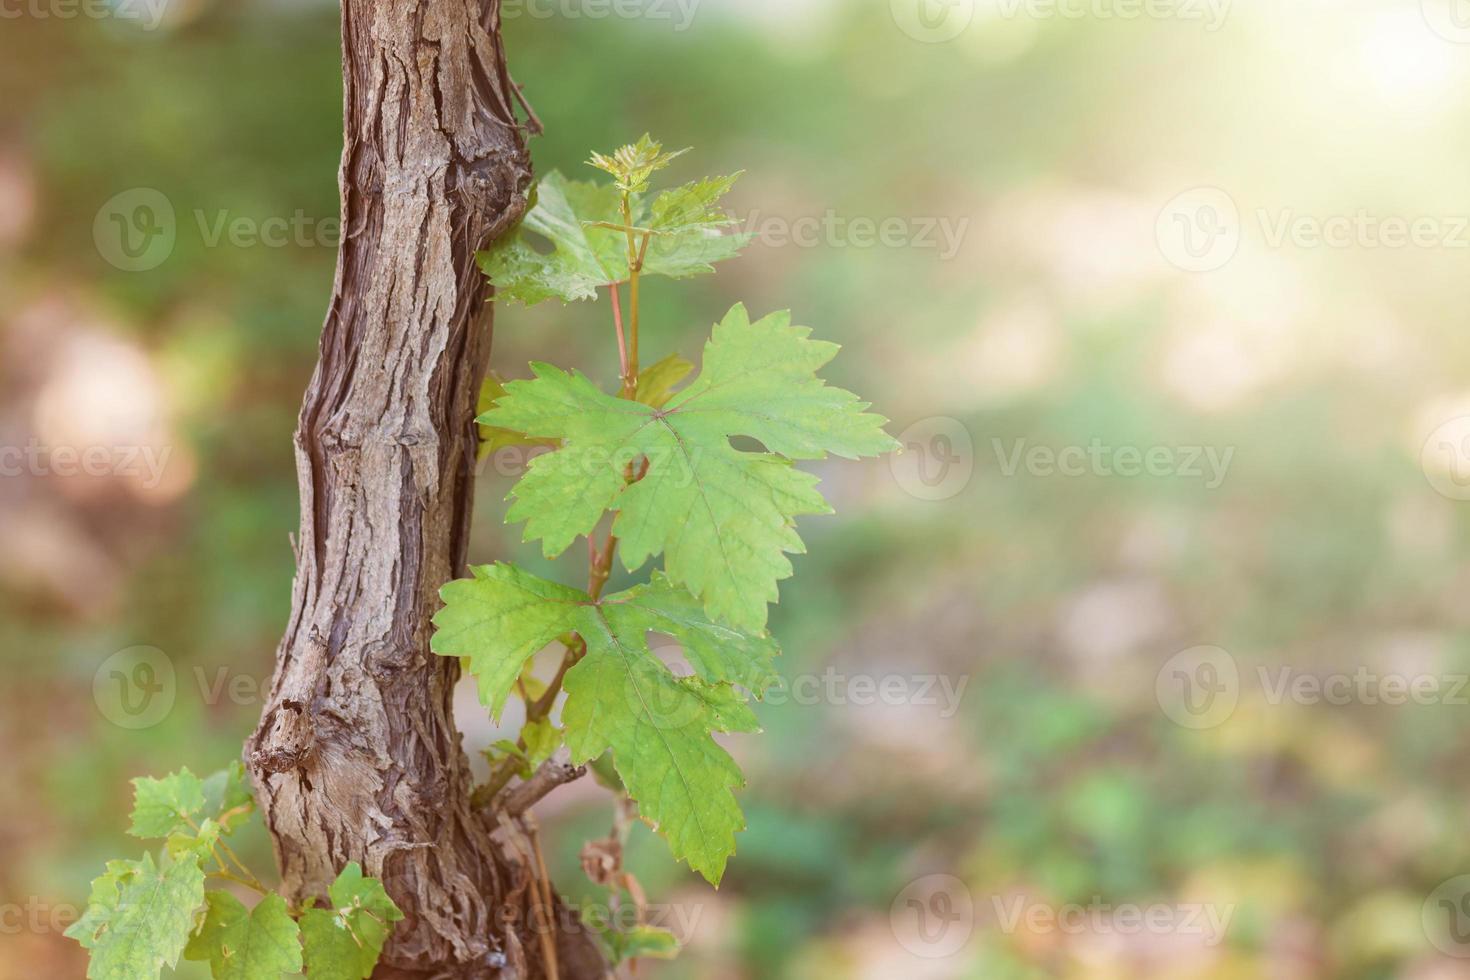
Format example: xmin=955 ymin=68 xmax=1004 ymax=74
xmin=5 ymin=0 xmax=1470 ymax=976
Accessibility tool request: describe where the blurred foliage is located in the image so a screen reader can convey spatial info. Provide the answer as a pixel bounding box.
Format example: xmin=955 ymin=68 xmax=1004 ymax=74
xmin=3 ymin=1 xmax=1470 ymax=978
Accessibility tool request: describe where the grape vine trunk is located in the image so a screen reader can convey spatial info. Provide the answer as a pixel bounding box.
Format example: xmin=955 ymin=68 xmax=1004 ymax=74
xmin=243 ymin=2 xmax=599 ymax=976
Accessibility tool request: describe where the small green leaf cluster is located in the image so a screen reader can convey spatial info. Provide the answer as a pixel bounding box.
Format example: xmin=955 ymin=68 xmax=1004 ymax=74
xmin=435 ymin=136 xmax=898 ymax=910
xmin=67 ymin=765 xmax=402 ymax=980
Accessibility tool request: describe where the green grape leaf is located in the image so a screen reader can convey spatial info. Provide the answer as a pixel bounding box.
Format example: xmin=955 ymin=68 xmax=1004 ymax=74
xmin=517 ymin=664 xmax=550 ymax=702
xmin=129 ymin=768 xmax=207 ymax=839
xmin=605 ymin=924 xmax=680 ymax=964
xmin=434 ymin=566 xmax=775 ymax=884
xmin=478 ymin=375 xmax=557 ymax=461
xmin=131 ymin=764 xmax=255 ymax=850
xmin=201 ymin=761 xmax=255 ymax=835
xmin=300 ymin=863 xmax=403 ymax=980
xmin=432 ymin=564 xmax=585 ymax=720
xmin=65 ymin=851 xmax=206 ymax=979
xmin=166 ymin=818 xmax=221 ymax=863
xmin=636 ymin=353 xmax=695 ymax=408
xmin=483 ymin=304 xmax=899 ymax=629
xmin=184 ymin=892 xmax=302 ymax=980
xmin=479 ymin=170 xmax=746 ymax=306
xmin=66 ymin=861 xmax=134 ymax=951
xmin=479 ymin=173 xmax=624 ymax=304
xmin=523 ymin=717 xmax=563 ymax=770
xmin=641 ymin=174 xmax=750 ymax=280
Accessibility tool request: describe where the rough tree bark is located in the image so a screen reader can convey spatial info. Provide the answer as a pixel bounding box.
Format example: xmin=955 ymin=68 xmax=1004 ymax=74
xmin=246 ymin=2 xmax=603 ymax=976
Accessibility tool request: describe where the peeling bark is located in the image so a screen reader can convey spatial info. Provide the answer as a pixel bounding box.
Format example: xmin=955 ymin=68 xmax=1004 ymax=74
xmin=246 ymin=2 xmax=604 ymax=976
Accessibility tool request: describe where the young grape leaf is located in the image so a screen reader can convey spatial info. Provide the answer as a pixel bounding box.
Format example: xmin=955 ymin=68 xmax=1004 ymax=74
xmin=131 ymin=765 xmax=254 ymax=847
xmin=165 ymin=818 xmax=221 ymax=864
xmin=479 ymin=170 xmax=746 ymax=306
xmin=523 ymin=717 xmax=563 ymax=770
xmin=65 ymin=851 xmax=205 ymax=980
xmin=300 ymin=863 xmax=403 ymax=980
xmin=434 ymin=566 xmax=775 ymax=883
xmin=482 ymin=304 xmax=899 ymax=630
xmin=184 ymin=892 xmax=302 ymax=980
xmin=588 ymin=133 xmax=688 ymax=194
xmin=636 ymin=353 xmax=695 ymax=408
xmin=129 ymin=768 xmax=207 ymax=839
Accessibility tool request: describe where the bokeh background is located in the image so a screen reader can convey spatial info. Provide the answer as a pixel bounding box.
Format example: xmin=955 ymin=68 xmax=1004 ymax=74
xmin=6 ymin=0 xmax=1470 ymax=976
